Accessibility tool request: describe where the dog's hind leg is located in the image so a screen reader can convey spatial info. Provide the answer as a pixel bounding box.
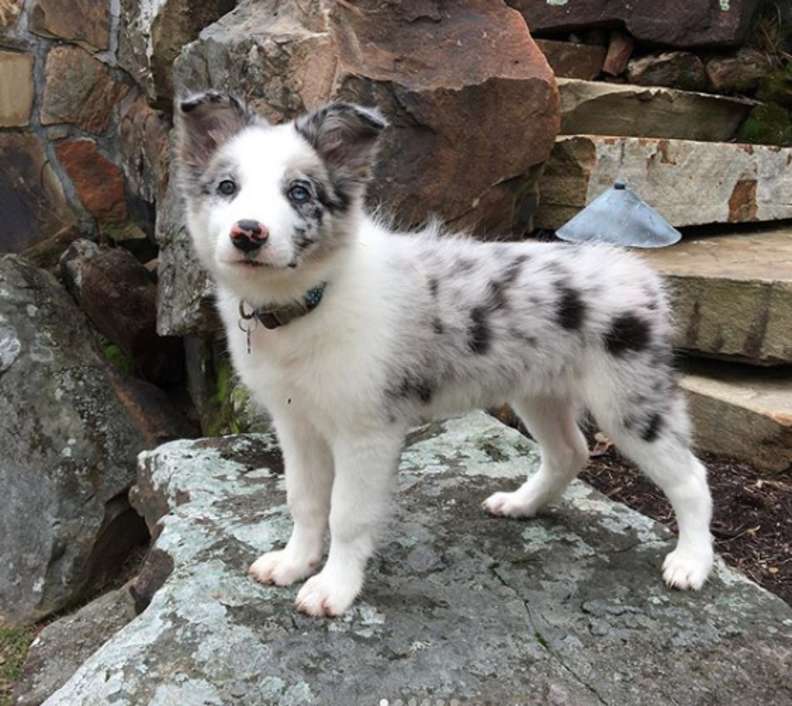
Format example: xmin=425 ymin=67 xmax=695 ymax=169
xmin=483 ymin=396 xmax=589 ymax=518
xmin=585 ymin=381 xmax=714 ymax=591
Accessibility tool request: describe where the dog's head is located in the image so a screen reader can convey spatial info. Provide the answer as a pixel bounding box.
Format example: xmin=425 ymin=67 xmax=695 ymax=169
xmin=174 ymin=91 xmax=386 ymax=293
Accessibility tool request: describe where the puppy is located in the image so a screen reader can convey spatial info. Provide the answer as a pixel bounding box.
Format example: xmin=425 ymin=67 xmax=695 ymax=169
xmin=174 ymin=92 xmax=714 ymax=617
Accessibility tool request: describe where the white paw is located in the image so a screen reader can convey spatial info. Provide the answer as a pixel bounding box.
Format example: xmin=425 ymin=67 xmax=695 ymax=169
xmin=295 ymin=568 xmax=362 ymax=618
xmin=662 ymin=546 xmax=713 ymax=591
xmin=248 ymin=549 xmax=319 ymax=587
xmin=482 ymin=490 xmax=540 ymax=518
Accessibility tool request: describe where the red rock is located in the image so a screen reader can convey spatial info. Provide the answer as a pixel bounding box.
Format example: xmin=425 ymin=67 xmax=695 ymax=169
xmin=55 ymin=139 xmax=127 ymax=225
xmin=602 ymin=29 xmax=634 ymax=76
xmin=30 ymin=0 xmax=110 ymax=52
xmin=0 ymin=132 xmax=75 ymax=253
xmin=536 ymin=39 xmax=605 ymax=80
xmin=41 ymin=46 xmax=128 ymax=134
xmin=330 ymin=0 xmax=560 ymax=236
xmin=508 ymin=0 xmax=762 ymax=49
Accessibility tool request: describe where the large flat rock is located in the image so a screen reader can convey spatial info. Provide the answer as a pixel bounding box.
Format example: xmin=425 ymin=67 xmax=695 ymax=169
xmin=557 ymin=78 xmax=754 ymax=142
xmin=640 ymin=229 xmax=792 ymax=365
xmin=536 ymin=135 xmax=792 ymax=229
xmin=681 ymin=362 xmax=792 ymax=474
xmin=45 ymin=413 xmax=792 ymax=705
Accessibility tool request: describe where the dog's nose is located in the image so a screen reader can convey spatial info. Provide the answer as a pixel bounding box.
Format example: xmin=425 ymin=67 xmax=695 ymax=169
xmin=230 ymin=220 xmax=268 ymax=253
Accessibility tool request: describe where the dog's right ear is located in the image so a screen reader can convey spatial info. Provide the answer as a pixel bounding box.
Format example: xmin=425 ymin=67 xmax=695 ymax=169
xmin=174 ymin=91 xmax=252 ymax=178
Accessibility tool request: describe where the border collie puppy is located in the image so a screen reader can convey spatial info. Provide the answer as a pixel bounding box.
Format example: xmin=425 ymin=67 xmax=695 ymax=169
xmin=175 ymin=92 xmax=714 ymax=617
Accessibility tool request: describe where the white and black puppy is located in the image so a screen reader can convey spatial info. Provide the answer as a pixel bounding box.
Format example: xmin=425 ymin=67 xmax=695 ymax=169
xmin=174 ymin=92 xmax=714 ymax=617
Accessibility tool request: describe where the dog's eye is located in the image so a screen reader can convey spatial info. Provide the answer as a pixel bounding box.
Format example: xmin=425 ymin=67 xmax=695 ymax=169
xmin=217 ymin=179 xmax=237 ymax=197
xmin=288 ymin=185 xmax=311 ymax=203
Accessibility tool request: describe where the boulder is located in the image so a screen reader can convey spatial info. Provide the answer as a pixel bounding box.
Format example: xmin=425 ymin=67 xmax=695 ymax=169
xmin=329 ymin=0 xmax=560 ymax=235
xmin=706 ymin=48 xmax=773 ymax=94
xmin=41 ymin=45 xmax=129 ymax=134
xmin=536 ymin=135 xmax=792 ymax=229
xmin=0 ymin=132 xmax=75 ymax=253
xmin=626 ymin=51 xmax=709 ymax=92
xmin=13 ymin=587 xmax=138 ymax=706
xmin=118 ymin=0 xmax=236 ymax=106
xmin=556 ymin=78 xmax=754 ymax=142
xmin=508 ymin=0 xmax=762 ymax=48
xmin=639 ymin=229 xmax=792 ymax=365
xmin=0 ymin=49 xmax=33 ymax=126
xmin=681 ymin=362 xmax=792 ymax=474
xmin=44 ymin=413 xmax=792 ymax=705
xmin=0 ymin=256 xmax=191 ymax=624
xmin=59 ymin=239 xmax=184 ymax=386
xmin=175 ymin=0 xmax=560 ymax=236
xmin=536 ymin=39 xmax=605 ymax=80
xmin=29 ymin=0 xmax=110 ymax=52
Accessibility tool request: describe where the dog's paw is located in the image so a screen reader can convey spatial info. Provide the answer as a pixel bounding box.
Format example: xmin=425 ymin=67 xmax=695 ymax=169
xmin=482 ymin=490 xmax=539 ymax=518
xmin=249 ymin=550 xmax=319 ymax=587
xmin=662 ymin=546 xmax=713 ymax=591
xmin=295 ymin=569 xmax=362 ymax=618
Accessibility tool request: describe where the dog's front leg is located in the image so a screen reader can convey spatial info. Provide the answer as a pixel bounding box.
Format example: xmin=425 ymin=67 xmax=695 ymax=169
xmin=249 ymin=413 xmax=333 ymax=587
xmin=295 ymin=431 xmax=403 ymax=617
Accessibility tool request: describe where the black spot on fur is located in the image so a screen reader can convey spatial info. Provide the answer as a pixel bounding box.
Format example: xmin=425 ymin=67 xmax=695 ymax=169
xmin=604 ymin=313 xmax=651 ymax=356
xmin=394 ymin=376 xmax=433 ymax=404
xmin=642 ymin=413 xmax=663 ymax=442
xmin=428 ymin=277 xmax=439 ymax=298
xmin=432 ymin=318 xmax=444 ymax=334
xmin=486 ymin=280 xmax=508 ymax=310
xmin=557 ymin=286 xmax=586 ymax=331
xmin=469 ymin=306 xmax=491 ymax=354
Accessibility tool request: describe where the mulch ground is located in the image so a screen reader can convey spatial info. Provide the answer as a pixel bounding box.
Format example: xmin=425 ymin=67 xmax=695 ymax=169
xmin=581 ymin=444 xmax=792 ymax=606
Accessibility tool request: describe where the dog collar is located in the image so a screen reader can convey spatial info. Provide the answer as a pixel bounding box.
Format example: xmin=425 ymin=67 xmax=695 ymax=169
xmin=238 ymin=282 xmax=326 ymax=333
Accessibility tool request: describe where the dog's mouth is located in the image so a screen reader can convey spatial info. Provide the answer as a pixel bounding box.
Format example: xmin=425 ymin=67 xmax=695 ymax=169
xmin=234 ymin=260 xmax=265 ymax=269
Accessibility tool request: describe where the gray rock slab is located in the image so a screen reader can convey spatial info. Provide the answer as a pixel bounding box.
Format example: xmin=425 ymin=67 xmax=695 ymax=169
xmin=0 ymin=256 xmax=182 ymax=624
xmin=45 ymin=413 xmax=792 ymax=705
xmin=557 ymin=78 xmax=754 ymax=142
xmin=14 ymin=586 xmax=138 ymax=706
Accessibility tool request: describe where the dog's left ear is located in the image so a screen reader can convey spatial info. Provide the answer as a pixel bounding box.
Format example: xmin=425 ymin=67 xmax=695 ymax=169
xmin=174 ymin=91 xmax=254 ymax=179
xmin=295 ymin=102 xmax=387 ymax=185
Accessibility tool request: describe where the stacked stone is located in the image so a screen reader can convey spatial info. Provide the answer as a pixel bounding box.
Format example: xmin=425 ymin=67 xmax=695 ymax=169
xmin=508 ymin=0 xmax=791 ymax=473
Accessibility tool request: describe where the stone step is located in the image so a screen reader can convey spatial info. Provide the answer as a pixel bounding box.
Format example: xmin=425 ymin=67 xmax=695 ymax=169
xmin=38 ymin=413 xmax=792 ymax=705
xmin=639 ymin=228 xmax=792 ymax=365
xmin=535 ymin=135 xmax=792 ymax=229
xmin=681 ymin=362 xmax=792 ymax=474
xmin=557 ymin=78 xmax=754 ymax=142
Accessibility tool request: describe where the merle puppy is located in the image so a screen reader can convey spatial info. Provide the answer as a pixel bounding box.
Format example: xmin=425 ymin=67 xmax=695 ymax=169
xmin=175 ymin=92 xmax=714 ymax=617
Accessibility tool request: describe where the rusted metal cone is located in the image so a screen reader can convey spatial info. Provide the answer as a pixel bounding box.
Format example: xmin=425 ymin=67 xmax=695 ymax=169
xmin=556 ymin=182 xmax=682 ymax=248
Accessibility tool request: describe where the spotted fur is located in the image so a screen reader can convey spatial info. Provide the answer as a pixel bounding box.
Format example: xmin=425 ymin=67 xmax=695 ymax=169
xmin=175 ymin=92 xmax=715 ymax=618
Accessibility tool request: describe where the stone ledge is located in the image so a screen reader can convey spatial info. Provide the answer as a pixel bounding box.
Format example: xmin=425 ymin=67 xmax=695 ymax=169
xmin=557 ymin=78 xmax=754 ymax=142
xmin=536 ymin=135 xmax=792 ymax=229
xmin=640 ymin=228 xmax=792 ymax=365
xmin=681 ymin=362 xmax=792 ymax=474
xmin=43 ymin=413 xmax=792 ymax=705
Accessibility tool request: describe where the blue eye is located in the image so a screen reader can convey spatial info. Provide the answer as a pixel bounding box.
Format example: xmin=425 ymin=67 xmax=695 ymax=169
xmin=218 ymin=179 xmax=236 ymax=196
xmin=288 ymin=184 xmax=311 ymax=203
